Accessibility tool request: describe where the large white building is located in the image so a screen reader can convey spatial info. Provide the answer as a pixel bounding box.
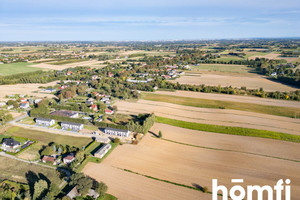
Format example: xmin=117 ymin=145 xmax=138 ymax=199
xmin=61 ymin=122 xmax=84 ymax=131
xmin=36 ymin=118 xmax=55 ymax=127
xmin=94 ymin=143 xmax=112 ymax=158
xmin=104 ymin=127 xmax=130 ymax=137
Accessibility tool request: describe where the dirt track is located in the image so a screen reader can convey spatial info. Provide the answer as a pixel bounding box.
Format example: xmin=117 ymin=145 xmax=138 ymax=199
xmin=83 ymin=123 xmax=300 ymax=200
xmin=115 ymin=100 xmax=300 ymax=135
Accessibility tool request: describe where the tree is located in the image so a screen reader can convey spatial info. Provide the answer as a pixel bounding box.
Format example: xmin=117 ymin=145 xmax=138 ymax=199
xmin=158 ymin=130 xmax=162 ymax=138
xmin=95 ymin=182 xmax=107 ymax=197
xmin=113 ymin=137 xmax=121 ymax=144
xmin=33 ymin=179 xmax=48 ymax=200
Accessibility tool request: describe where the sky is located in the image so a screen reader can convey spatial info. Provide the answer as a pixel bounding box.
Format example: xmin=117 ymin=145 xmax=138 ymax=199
xmin=0 ymin=0 xmax=300 ymax=41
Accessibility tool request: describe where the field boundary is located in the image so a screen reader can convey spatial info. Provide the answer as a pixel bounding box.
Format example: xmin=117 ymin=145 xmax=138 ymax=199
xmin=155 ymin=116 xmax=300 ymax=143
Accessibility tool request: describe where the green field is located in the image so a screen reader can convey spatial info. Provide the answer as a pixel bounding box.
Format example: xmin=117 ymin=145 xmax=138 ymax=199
xmin=3 ymin=126 xmax=92 ymax=160
xmin=244 ymin=52 xmax=269 ymax=58
xmin=0 ymin=62 xmax=43 ymax=76
xmin=214 ymin=56 xmax=244 ymax=62
xmin=143 ymin=93 xmax=300 ymax=118
xmin=190 ymin=64 xmax=250 ymax=73
xmin=0 ymin=156 xmax=62 ymax=184
xmin=156 ymin=116 xmax=300 ymax=143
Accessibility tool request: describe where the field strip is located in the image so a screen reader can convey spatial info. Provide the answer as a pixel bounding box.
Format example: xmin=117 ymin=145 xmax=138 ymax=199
xmin=157 ymin=137 xmax=300 ymax=163
xmin=143 ymin=93 xmax=300 ymax=118
xmin=136 ymin=100 xmax=300 ymax=126
xmin=117 ymin=108 xmax=300 ymax=135
xmin=154 ymin=90 xmax=300 ymax=108
xmin=156 ymin=116 xmax=300 ymax=143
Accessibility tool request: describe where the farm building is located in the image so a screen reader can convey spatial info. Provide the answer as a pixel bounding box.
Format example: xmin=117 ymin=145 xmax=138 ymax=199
xmin=1 ymin=138 xmax=21 ymax=149
xmin=94 ymin=143 xmax=112 ymax=159
xmin=35 ymin=118 xmax=55 ymax=127
xmin=61 ymin=122 xmax=84 ymax=131
xmin=104 ymin=127 xmax=130 ymax=137
xmin=51 ymin=110 xmax=79 ymax=118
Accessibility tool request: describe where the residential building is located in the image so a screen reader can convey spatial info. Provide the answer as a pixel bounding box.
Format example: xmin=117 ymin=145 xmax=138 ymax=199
xmin=42 ymin=156 xmax=57 ymax=165
xmin=36 ymin=118 xmax=55 ymax=127
xmin=90 ymin=104 xmax=98 ymax=112
xmin=19 ymin=102 xmax=30 ymax=109
xmin=104 ymin=127 xmax=130 ymax=137
xmin=61 ymin=122 xmax=84 ymax=131
xmin=105 ymin=109 xmax=114 ymax=115
xmin=63 ymin=154 xmax=75 ymax=164
xmin=1 ymin=138 xmax=21 ymax=149
xmin=94 ymin=143 xmax=112 ymax=158
xmin=0 ymin=102 xmax=6 ymax=107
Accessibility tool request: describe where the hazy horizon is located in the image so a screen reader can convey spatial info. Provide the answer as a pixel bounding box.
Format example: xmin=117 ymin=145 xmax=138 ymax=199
xmin=1 ymin=0 xmax=300 ymax=41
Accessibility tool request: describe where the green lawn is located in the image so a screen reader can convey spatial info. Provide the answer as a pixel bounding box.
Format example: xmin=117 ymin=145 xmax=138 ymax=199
xmin=143 ymin=93 xmax=300 ymax=118
xmin=190 ymin=64 xmax=250 ymax=73
xmin=0 ymin=62 xmax=43 ymax=76
xmin=214 ymin=56 xmax=244 ymax=62
xmin=156 ymin=116 xmax=300 ymax=143
xmin=3 ymin=126 xmax=92 ymax=160
xmin=98 ymin=193 xmax=118 ymax=200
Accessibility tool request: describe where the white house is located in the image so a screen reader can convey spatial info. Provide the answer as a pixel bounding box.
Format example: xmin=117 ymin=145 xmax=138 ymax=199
xmin=61 ymin=122 xmax=84 ymax=131
xmin=63 ymin=154 xmax=75 ymax=164
xmin=94 ymin=143 xmax=112 ymax=159
xmin=104 ymin=127 xmax=130 ymax=137
xmin=0 ymin=102 xmax=6 ymax=107
xmin=19 ymin=102 xmax=30 ymax=109
xmin=36 ymin=118 xmax=55 ymax=127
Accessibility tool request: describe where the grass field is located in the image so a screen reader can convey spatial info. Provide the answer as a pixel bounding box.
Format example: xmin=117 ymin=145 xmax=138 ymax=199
xmin=156 ymin=116 xmax=300 ymax=143
xmin=190 ymin=64 xmax=250 ymax=73
xmin=2 ymin=126 xmax=92 ymax=160
xmin=0 ymin=156 xmax=61 ymax=184
xmin=214 ymin=56 xmax=244 ymax=62
xmin=143 ymin=93 xmax=300 ymax=118
xmin=0 ymin=62 xmax=43 ymax=76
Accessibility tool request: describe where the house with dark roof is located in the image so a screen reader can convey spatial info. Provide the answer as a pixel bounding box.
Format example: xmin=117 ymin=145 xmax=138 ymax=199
xmin=61 ymin=122 xmax=84 ymax=131
xmin=1 ymin=138 xmax=21 ymax=149
xmin=104 ymin=127 xmax=130 ymax=137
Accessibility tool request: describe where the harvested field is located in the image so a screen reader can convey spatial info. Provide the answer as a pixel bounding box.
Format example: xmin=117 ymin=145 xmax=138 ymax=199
xmin=83 ymin=124 xmax=300 ymax=200
xmin=154 ymin=90 xmax=300 ymax=108
xmin=171 ymin=72 xmax=298 ymax=92
xmin=248 ymin=52 xmax=299 ymax=62
xmin=143 ymin=93 xmax=300 ymax=118
xmin=190 ymin=64 xmax=250 ymax=73
xmin=115 ymin=100 xmax=300 ymax=135
xmin=0 ymin=81 xmax=57 ymax=101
